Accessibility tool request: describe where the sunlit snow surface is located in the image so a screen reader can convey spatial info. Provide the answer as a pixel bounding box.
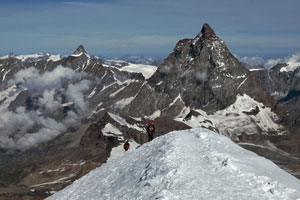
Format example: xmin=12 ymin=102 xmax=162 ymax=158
xmin=47 ymin=128 xmax=300 ymax=200
xmin=103 ymin=60 xmax=157 ymax=79
xmin=119 ymin=63 xmax=157 ymax=79
xmin=107 ymin=140 xmax=140 ymax=162
xmin=176 ymin=94 xmax=283 ymax=137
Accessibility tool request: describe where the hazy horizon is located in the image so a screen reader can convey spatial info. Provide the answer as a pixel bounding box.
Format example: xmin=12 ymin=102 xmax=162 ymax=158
xmin=1 ymin=0 xmax=300 ymax=60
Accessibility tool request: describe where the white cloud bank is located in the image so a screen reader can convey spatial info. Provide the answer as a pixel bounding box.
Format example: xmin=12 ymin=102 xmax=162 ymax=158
xmin=0 ymin=66 xmax=90 ymax=151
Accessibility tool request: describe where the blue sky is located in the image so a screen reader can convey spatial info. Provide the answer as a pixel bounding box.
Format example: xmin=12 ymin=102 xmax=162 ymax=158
xmin=1 ymin=0 xmax=300 ymax=59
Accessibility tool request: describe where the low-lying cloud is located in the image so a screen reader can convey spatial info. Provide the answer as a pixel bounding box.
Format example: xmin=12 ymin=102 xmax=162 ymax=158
xmin=195 ymin=72 xmax=207 ymax=82
xmin=0 ymin=65 xmax=90 ymax=151
xmin=264 ymin=58 xmax=282 ymax=69
xmin=0 ymin=107 xmax=66 ymax=150
xmin=284 ymin=53 xmax=300 ymax=71
xmin=236 ymin=53 xmax=300 ymax=70
xmin=238 ymin=56 xmax=265 ymax=66
xmin=8 ymin=65 xmax=85 ymax=93
xmin=159 ymin=65 xmax=171 ymax=74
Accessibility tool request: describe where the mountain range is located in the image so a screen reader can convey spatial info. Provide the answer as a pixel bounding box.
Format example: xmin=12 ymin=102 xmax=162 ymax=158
xmin=0 ymin=23 xmax=300 ymax=199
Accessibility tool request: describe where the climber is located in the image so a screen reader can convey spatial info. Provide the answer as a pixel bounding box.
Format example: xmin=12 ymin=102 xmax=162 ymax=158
xmin=146 ymin=121 xmax=155 ymax=142
xmin=123 ymin=140 xmax=130 ymax=151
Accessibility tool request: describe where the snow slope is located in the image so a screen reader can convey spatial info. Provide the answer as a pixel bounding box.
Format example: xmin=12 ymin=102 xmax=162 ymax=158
xmin=119 ymin=63 xmax=157 ymax=79
xmin=103 ymin=59 xmax=157 ymax=79
xmin=107 ymin=139 xmax=140 ymax=162
xmin=176 ymin=94 xmax=283 ymax=137
xmin=47 ymin=128 xmax=300 ymax=200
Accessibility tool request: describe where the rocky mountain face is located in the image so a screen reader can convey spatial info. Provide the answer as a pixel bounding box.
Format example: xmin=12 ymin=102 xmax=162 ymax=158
xmin=123 ymin=24 xmax=280 ymax=139
xmin=250 ymin=63 xmax=300 ymax=130
xmin=0 ymin=23 xmax=300 ymax=199
xmin=125 ymin=24 xmax=275 ymax=117
xmin=250 ymin=63 xmax=300 ymax=100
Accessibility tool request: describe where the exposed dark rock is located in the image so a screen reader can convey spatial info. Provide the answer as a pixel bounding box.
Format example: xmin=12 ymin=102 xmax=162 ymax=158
xmin=125 ymin=23 xmax=275 ymax=119
xmin=200 ymin=23 xmax=217 ymax=39
xmin=73 ymin=45 xmax=88 ymax=55
xmin=243 ymin=106 xmax=260 ymax=116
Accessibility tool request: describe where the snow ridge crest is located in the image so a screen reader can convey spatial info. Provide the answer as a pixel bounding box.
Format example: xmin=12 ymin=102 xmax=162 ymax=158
xmin=47 ymin=128 xmax=300 ymax=200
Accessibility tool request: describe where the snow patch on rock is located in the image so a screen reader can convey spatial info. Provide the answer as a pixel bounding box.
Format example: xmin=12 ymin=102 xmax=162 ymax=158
xmin=108 ymin=112 xmax=144 ymax=132
xmin=119 ymin=63 xmax=157 ymax=79
xmin=102 ymin=123 xmax=123 ymax=140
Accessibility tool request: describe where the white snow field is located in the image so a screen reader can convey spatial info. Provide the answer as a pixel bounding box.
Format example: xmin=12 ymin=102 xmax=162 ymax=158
xmin=103 ymin=59 xmax=157 ymax=79
xmin=47 ymin=128 xmax=300 ymax=200
xmin=118 ymin=63 xmax=157 ymax=79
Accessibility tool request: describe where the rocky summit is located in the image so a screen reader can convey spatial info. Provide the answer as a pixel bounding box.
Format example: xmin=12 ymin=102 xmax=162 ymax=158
xmin=124 ymin=23 xmax=275 ymax=118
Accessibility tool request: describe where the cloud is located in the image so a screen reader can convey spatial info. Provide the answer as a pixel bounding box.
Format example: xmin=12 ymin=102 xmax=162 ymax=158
xmin=0 ymin=66 xmax=90 ymax=151
xmin=235 ymin=55 xmax=281 ymax=70
xmin=38 ymin=89 xmax=62 ymax=112
xmin=265 ymin=58 xmax=282 ymax=69
xmin=195 ymin=72 xmax=207 ymax=82
xmin=264 ymin=53 xmax=300 ymax=70
xmin=235 ymin=53 xmax=300 ymax=70
xmin=66 ymin=79 xmax=91 ymax=113
xmin=0 ymin=106 xmax=66 ymax=150
xmin=159 ymin=65 xmax=171 ymax=74
xmin=238 ymin=56 xmax=265 ymax=66
xmin=284 ymin=53 xmax=300 ymax=71
xmin=8 ymin=65 xmax=86 ymax=93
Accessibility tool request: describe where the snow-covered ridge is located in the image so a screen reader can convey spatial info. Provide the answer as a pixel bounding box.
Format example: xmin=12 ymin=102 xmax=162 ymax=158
xmin=0 ymin=53 xmax=61 ymax=62
xmin=47 ymin=128 xmax=300 ymax=200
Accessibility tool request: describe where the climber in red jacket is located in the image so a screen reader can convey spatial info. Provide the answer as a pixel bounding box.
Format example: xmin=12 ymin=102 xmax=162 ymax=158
xmin=146 ymin=121 xmax=155 ymax=142
xmin=123 ymin=140 xmax=130 ymax=151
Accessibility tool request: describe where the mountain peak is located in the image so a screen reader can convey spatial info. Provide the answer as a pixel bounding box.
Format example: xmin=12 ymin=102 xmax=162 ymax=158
xmin=73 ymin=45 xmax=88 ymax=56
xmin=200 ymin=23 xmax=217 ymax=39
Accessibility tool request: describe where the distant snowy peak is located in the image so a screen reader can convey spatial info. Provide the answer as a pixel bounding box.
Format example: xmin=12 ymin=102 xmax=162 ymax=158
xmin=47 ymin=128 xmax=300 ymax=200
xmin=71 ymin=45 xmax=90 ymax=58
xmin=0 ymin=53 xmax=62 ymax=62
xmin=103 ymin=59 xmax=157 ymax=79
